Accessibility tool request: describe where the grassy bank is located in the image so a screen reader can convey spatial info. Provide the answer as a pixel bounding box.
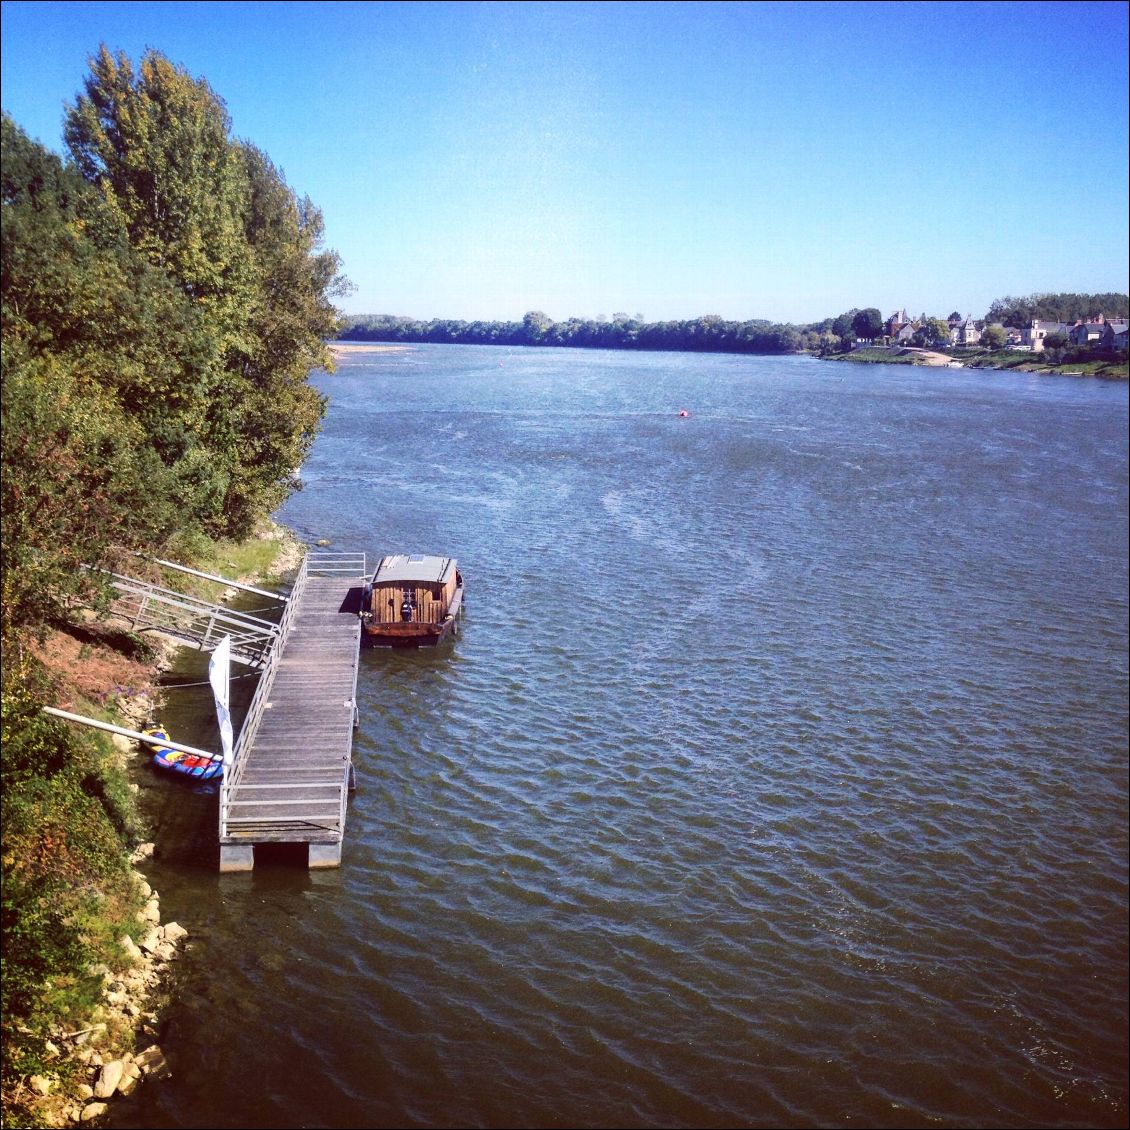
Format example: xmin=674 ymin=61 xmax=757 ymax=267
xmin=824 ymin=346 xmax=944 ymax=366
xmin=957 ymin=349 xmax=1128 ymax=379
xmin=824 ymin=344 xmax=1128 ymax=379
xmin=1 ymin=522 xmax=300 ymax=1128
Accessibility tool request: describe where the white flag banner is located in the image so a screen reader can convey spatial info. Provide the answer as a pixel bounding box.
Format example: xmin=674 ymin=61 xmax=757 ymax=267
xmin=209 ymin=635 xmax=235 ymax=766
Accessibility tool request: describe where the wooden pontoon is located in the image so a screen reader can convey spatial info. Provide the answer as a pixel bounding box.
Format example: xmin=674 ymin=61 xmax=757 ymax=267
xmin=360 ymin=554 xmax=463 ymax=647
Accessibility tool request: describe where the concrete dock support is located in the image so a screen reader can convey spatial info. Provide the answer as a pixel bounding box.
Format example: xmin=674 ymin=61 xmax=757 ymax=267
xmin=308 ymin=842 xmax=343 ymax=868
xmin=219 ymin=843 xmax=255 ymax=873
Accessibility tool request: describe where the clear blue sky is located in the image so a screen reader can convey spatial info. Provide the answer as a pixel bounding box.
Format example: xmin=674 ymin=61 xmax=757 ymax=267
xmin=2 ymin=0 xmax=1127 ymax=324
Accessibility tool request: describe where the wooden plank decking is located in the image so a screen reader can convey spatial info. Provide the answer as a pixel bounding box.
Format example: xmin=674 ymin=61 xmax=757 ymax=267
xmin=219 ymin=569 xmax=364 ymax=870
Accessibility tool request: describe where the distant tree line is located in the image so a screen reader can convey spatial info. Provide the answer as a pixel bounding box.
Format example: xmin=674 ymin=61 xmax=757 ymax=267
xmin=340 ymin=310 xmax=863 ymax=354
xmin=986 ymin=292 xmax=1129 ymax=327
xmin=341 ymin=296 xmax=1128 ymax=356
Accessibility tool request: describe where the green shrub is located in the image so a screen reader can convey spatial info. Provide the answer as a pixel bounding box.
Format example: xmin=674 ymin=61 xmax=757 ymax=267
xmin=1 ymin=684 xmax=146 ymax=1088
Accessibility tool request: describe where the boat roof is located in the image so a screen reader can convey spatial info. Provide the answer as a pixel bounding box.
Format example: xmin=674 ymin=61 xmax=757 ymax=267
xmin=372 ymin=554 xmax=457 ymax=585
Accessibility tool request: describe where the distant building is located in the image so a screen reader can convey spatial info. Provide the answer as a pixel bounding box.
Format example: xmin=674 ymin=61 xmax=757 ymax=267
xmin=1102 ymin=321 xmax=1129 ymax=350
xmin=1070 ymin=315 xmax=1109 ymax=347
xmin=1021 ymin=319 xmax=1070 ymax=352
xmin=952 ymin=315 xmax=982 ymax=346
xmin=885 ymin=309 xmax=910 ymax=339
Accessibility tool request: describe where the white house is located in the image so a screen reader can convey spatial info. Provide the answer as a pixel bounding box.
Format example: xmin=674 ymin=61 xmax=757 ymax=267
xmin=1021 ymin=319 xmax=1070 ymax=352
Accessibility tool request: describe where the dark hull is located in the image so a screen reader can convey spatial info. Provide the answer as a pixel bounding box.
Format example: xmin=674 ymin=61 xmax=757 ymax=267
xmin=361 ymin=618 xmax=458 ymax=648
xmin=361 ymin=578 xmax=463 ymax=648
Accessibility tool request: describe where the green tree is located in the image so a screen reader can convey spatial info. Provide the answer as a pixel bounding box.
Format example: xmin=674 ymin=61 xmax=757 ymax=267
xmin=0 ymin=351 xmax=178 ymax=651
xmin=986 ymin=291 xmax=1130 ymax=327
xmin=851 ymin=308 xmax=883 ymax=342
xmin=980 ymin=324 xmax=1007 ymax=349
xmin=831 ymin=309 xmax=860 ymax=345
xmin=64 ymin=48 xmax=253 ymax=321
xmin=913 ymin=318 xmax=953 ymax=348
xmin=62 ymin=48 xmax=345 ymax=537
xmin=217 ymin=144 xmax=348 ymax=532
xmin=522 ymin=310 xmax=552 ymax=343
xmin=1 ymin=116 xmax=189 ymax=652
xmin=63 ymin=47 xmax=258 ymax=531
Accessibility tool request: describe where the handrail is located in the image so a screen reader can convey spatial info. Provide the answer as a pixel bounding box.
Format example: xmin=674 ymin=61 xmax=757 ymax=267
xmin=219 ymin=549 xmax=310 ymax=836
xmin=306 ymin=551 xmax=367 ymax=577
xmin=217 ymin=546 xmax=362 ymax=847
xmin=99 ymin=571 xmax=282 ymax=632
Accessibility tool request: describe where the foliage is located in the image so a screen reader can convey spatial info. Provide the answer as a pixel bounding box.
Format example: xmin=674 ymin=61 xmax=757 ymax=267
xmin=2 ymin=49 xmax=346 ymax=658
xmin=912 ymin=318 xmax=953 ymax=348
xmin=1 ymin=684 xmax=146 ymax=1086
xmin=2 ymin=48 xmax=346 ymax=1104
xmin=342 ymin=310 xmax=827 ymax=355
xmin=985 ymin=291 xmax=1129 ymax=327
xmin=58 ymin=48 xmax=348 ymax=538
xmin=0 ymin=349 xmax=180 ymax=652
xmin=980 ymin=324 xmax=1007 ymax=349
xmin=851 ymin=308 xmax=884 ymax=341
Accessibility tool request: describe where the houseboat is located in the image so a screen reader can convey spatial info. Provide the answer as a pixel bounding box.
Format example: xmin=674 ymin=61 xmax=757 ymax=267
xmin=360 ymin=554 xmax=463 ymax=647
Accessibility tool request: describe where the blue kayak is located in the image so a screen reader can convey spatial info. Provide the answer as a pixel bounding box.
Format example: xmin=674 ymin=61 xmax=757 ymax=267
xmin=143 ymin=725 xmax=224 ymax=781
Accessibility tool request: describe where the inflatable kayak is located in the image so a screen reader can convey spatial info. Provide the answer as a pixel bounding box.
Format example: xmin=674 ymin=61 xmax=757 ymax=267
xmin=143 ymin=723 xmax=224 ymax=781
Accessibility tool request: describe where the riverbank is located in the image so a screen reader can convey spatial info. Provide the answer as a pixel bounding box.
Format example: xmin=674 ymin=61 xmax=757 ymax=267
xmin=6 ymin=522 xmax=303 ymax=1129
xmin=826 ymin=343 xmax=1129 ymax=379
xmin=328 ymin=341 xmax=413 ymax=358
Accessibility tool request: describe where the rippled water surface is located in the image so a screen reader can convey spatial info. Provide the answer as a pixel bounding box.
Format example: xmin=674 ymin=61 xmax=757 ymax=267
xmin=113 ymin=347 xmax=1128 ymax=1129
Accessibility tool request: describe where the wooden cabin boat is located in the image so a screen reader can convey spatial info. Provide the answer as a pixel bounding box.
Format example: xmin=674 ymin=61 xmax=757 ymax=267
xmin=360 ymin=554 xmax=463 ymax=647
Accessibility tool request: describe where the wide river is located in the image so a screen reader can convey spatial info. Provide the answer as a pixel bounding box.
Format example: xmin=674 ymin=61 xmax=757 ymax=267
xmin=113 ymin=345 xmax=1127 ymax=1129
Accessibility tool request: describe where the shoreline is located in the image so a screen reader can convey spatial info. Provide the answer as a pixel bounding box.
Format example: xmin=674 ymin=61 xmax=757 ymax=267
xmin=329 ymin=336 xmax=1128 ymax=380
xmin=328 ymin=341 xmax=413 ymax=357
xmin=16 ymin=521 xmax=305 ymax=1128
xmin=824 ymin=344 xmax=1129 ymax=380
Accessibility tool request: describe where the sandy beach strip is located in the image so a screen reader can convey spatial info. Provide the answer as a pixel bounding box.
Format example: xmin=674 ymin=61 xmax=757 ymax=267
xmin=329 ymin=340 xmax=412 ymax=356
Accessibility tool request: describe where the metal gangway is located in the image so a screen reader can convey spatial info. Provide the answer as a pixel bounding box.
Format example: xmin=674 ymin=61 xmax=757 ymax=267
xmin=76 ymin=549 xmax=369 ymax=869
xmin=217 ymin=550 xmax=368 ymax=870
xmin=94 ymin=561 xmax=286 ymax=668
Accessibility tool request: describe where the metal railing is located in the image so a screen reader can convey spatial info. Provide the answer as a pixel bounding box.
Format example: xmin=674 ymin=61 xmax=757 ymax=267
xmin=218 ymin=546 xmax=366 ymax=844
xmin=219 ymin=551 xmax=309 ymax=822
xmin=306 ymin=550 xmax=367 ymax=578
xmin=96 ymin=569 xmax=282 ymax=668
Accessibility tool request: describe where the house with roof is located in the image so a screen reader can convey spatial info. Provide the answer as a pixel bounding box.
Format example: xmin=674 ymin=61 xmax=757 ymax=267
xmin=1070 ymin=316 xmax=1110 ymax=347
xmin=1101 ymin=321 xmax=1129 ymax=351
xmin=1021 ymin=319 xmax=1071 ymax=351
xmin=885 ymin=309 xmax=911 ymax=340
xmin=952 ymin=315 xmax=982 ymax=346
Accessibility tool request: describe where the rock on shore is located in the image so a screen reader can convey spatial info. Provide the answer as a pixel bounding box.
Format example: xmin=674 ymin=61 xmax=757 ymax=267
xmin=23 ymin=859 xmax=185 ymax=1127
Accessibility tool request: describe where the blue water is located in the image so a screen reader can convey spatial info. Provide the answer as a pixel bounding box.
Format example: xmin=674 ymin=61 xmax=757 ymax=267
xmin=113 ymin=346 xmax=1128 ymax=1129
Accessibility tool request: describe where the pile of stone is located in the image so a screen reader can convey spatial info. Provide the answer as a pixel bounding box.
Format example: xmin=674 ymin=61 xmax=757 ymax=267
xmin=21 ymin=851 xmax=188 ymax=1127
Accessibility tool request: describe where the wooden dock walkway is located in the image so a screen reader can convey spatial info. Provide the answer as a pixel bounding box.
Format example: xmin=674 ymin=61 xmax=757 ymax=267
xmin=219 ymin=553 xmax=367 ymax=871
